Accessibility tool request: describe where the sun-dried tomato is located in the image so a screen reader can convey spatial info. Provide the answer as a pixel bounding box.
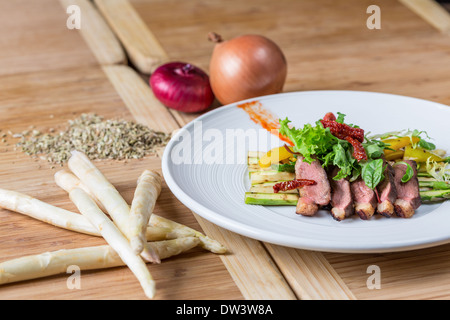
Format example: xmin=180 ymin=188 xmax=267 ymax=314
xmin=320 ymin=113 xmax=367 ymax=162
xmin=320 ymin=119 xmax=365 ymax=143
xmin=273 ymin=179 xmax=316 ymax=193
xmin=323 ymin=112 xmax=337 ymax=121
xmin=345 ymin=136 xmax=368 ymax=161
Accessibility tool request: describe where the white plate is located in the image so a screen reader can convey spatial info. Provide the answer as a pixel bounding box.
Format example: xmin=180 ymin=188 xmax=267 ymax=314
xmin=162 ymin=90 xmax=450 ymax=253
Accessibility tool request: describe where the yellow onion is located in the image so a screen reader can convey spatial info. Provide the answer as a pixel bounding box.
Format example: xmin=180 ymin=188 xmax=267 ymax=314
xmin=208 ymin=32 xmax=287 ymax=105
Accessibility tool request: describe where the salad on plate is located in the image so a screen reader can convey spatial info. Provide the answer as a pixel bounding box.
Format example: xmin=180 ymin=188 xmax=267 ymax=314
xmin=245 ymin=112 xmax=450 ymax=221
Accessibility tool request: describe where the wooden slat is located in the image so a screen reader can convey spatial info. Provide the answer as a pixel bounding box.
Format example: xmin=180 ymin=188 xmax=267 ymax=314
xmin=102 ymin=64 xmax=179 ymax=133
xmin=58 ymin=0 xmax=127 ymax=65
xmin=265 ymin=245 xmax=356 ymax=300
xmin=399 ymin=0 xmax=450 ymax=33
xmin=94 ymin=0 xmax=169 ymax=73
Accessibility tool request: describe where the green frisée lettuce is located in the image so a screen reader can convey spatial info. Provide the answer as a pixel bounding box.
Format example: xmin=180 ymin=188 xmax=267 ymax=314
xmin=279 ymin=118 xmax=336 ymax=164
xmin=426 ymin=158 xmax=450 ymax=182
xmin=324 ymin=141 xmax=356 ymax=181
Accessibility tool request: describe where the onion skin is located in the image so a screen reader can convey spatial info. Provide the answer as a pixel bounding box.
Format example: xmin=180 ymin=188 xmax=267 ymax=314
xmin=209 ymin=33 xmax=287 ymax=105
xmin=150 ymin=62 xmax=215 ymax=113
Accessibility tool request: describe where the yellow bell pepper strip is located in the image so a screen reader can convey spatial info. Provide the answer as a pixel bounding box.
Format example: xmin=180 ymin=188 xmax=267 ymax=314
xmin=385 ymin=150 xmax=404 ymax=161
xmin=404 ymin=145 xmax=445 ymax=162
xmin=382 ymin=136 xmax=420 ymax=155
xmin=258 ymin=146 xmax=294 ymax=168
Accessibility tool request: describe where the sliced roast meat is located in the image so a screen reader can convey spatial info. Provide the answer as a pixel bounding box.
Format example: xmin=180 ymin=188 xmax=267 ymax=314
xmin=376 ymin=162 xmax=397 ymax=217
xmin=328 ymin=167 xmax=354 ymax=221
xmin=295 ymin=156 xmax=331 ymax=216
xmin=350 ymin=179 xmax=377 ymax=220
xmin=393 ymin=160 xmax=421 ymax=218
xmin=296 ymin=197 xmax=319 ymax=216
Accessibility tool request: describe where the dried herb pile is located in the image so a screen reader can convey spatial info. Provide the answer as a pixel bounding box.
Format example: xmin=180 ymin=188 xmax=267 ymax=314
xmin=15 ymin=114 xmax=170 ymax=164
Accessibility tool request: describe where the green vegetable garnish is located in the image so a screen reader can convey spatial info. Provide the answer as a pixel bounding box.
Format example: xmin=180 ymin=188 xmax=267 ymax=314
xmin=336 ymin=112 xmax=346 ymax=124
xmin=279 ymin=118 xmax=336 ymax=165
xmin=271 ymin=163 xmax=296 ymax=173
xmin=361 ymin=159 xmax=385 ymax=189
xmin=279 ymin=114 xmax=389 ymax=189
xmin=395 ymin=161 xmax=414 ymax=183
xmin=417 ymin=139 xmax=436 ymax=151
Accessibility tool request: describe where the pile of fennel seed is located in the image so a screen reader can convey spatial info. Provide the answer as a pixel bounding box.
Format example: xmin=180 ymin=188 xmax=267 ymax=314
xmin=16 ymin=114 xmax=171 ymax=165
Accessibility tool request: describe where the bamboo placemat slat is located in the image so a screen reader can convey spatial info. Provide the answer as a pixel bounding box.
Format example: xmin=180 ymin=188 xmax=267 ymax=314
xmin=58 ymin=0 xmax=127 ymax=66
xmin=399 ymin=0 xmax=450 ymax=33
xmin=94 ymin=0 xmax=169 ymax=73
xmin=102 ymin=64 xmax=179 ymax=132
xmin=265 ymin=244 xmax=356 ymax=300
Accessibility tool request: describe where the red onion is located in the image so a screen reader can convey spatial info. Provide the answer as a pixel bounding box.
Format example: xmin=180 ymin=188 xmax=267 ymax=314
xmin=150 ymin=62 xmax=215 ymax=113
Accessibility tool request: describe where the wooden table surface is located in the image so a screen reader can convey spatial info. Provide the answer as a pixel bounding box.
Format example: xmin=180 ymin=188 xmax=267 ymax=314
xmin=1 ymin=0 xmax=450 ymax=300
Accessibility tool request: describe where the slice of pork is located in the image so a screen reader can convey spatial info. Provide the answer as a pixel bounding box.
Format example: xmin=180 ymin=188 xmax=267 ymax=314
xmin=350 ymin=179 xmax=377 ymax=220
xmin=376 ymin=162 xmax=397 ymax=217
xmin=393 ymin=160 xmax=421 ymax=218
xmin=328 ymin=167 xmax=354 ymax=221
xmin=295 ymin=156 xmax=331 ymax=216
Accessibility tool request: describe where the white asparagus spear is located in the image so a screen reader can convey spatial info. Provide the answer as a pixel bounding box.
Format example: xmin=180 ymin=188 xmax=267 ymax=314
xmin=144 ymin=237 xmax=199 ymax=260
xmin=129 ymin=170 xmax=162 ymax=255
xmin=150 ymin=215 xmax=228 ymax=254
xmin=0 ymin=237 xmax=200 ymax=286
xmin=55 ymin=169 xmax=107 ymax=212
xmin=69 ymin=187 xmax=155 ymax=299
xmin=0 ymin=188 xmax=98 ymax=236
xmin=68 ymin=151 xmax=131 ymax=240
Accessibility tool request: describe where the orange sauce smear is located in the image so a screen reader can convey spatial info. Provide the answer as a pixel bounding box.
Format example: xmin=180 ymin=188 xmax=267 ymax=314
xmin=237 ymin=100 xmax=293 ymax=145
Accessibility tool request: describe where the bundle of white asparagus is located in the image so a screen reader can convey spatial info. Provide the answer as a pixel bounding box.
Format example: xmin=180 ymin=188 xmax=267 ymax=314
xmin=0 ymin=150 xmax=227 ymax=299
